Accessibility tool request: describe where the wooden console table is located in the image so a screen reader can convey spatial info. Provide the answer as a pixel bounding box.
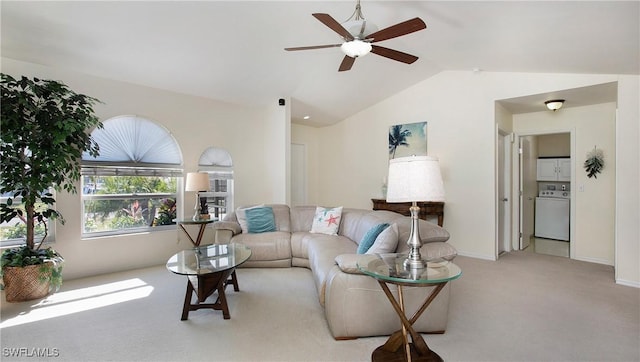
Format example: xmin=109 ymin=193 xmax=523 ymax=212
xmin=372 ymin=199 xmax=444 ymax=227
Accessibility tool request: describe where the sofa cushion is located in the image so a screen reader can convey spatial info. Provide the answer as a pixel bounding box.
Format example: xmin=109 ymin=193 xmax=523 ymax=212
xmin=236 ymin=204 xmax=265 ymax=233
xmin=357 ymin=223 xmax=389 ymax=254
xmin=366 ymin=222 xmax=399 ymax=254
xmin=310 ymin=206 xmax=343 ymax=235
xmin=230 ymin=231 xmax=292 ymax=262
xmin=245 ymin=206 xmax=276 ymax=233
xmin=306 ymin=234 xmax=356 ymax=306
xmin=422 ymin=242 xmax=458 ymax=262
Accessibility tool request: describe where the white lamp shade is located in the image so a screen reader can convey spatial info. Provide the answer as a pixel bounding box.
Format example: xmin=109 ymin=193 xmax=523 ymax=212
xmin=185 ymin=172 xmax=210 ymax=192
xmin=386 ymin=156 xmax=445 ymax=203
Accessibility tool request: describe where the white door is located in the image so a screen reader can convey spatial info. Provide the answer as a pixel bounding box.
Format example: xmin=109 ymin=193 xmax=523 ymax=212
xmin=519 ymin=137 xmax=535 ymax=250
xmin=498 ymin=132 xmax=510 ymax=255
xmin=291 ymin=143 xmax=306 ymax=206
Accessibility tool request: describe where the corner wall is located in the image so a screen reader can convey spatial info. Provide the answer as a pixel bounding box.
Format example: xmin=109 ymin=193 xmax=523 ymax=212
xmin=1 ymin=58 xmax=288 ymax=279
xmin=311 ymin=71 xmax=638 ymax=286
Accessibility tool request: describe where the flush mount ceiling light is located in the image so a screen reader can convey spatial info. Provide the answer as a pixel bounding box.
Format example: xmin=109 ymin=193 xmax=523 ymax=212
xmin=545 ymin=99 xmax=565 ymax=111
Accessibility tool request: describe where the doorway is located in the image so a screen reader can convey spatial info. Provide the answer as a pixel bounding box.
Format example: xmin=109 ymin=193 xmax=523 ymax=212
xmin=517 ymin=131 xmax=573 ymax=258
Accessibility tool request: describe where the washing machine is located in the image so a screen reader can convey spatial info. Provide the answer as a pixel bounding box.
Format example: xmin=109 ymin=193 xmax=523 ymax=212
xmin=534 ymin=190 xmax=570 ymax=241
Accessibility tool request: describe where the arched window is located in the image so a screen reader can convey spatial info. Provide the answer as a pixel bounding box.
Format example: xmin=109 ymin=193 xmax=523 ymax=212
xmin=198 ymin=147 xmax=234 ymax=220
xmin=80 ymin=115 xmax=183 ymax=237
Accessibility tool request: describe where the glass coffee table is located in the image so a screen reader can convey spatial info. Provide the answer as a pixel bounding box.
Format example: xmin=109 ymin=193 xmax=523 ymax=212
xmin=166 ymin=243 xmax=251 ymax=320
xmin=358 ymin=254 xmax=462 ymax=362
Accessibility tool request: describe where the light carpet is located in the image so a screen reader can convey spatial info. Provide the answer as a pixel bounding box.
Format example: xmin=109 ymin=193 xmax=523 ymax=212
xmin=1 ymin=251 xmax=638 ymax=362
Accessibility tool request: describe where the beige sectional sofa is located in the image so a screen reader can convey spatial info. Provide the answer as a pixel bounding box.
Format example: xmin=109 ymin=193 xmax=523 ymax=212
xmin=212 ymin=204 xmax=457 ymax=340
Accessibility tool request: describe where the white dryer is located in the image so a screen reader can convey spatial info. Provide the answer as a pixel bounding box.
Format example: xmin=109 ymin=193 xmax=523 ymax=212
xmin=534 ymin=190 xmax=570 ymax=241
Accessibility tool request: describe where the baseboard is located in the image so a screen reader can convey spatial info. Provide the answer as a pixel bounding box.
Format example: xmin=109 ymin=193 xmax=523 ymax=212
xmin=615 ymin=279 xmax=640 ymax=288
xmin=455 ymin=251 xmax=496 ymax=261
xmin=573 ymin=256 xmax=613 ymax=266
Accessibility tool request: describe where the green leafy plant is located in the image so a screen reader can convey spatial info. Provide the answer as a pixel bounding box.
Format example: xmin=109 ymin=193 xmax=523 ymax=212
xmin=0 ymin=73 xmax=103 ymax=293
xmin=155 ymin=198 xmax=177 ymax=226
xmin=584 ymin=147 xmax=604 ymax=179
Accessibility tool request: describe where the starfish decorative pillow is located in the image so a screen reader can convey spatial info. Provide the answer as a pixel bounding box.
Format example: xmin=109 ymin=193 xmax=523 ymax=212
xmin=310 ymin=206 xmax=343 ymax=235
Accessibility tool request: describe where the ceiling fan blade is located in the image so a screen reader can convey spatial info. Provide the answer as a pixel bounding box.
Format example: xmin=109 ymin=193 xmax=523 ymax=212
xmin=371 ymin=45 xmax=419 ymax=64
xmin=366 ymin=17 xmax=426 ymax=43
xmin=338 ymin=56 xmax=355 ymax=72
xmin=285 ymin=44 xmax=342 ymax=51
xmin=313 ymin=13 xmax=354 ymax=41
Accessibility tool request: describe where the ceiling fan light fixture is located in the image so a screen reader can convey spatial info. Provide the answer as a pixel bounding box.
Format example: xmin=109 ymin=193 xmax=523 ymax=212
xmin=545 ymin=99 xmax=565 ymax=111
xmin=341 ymin=39 xmax=372 ymax=57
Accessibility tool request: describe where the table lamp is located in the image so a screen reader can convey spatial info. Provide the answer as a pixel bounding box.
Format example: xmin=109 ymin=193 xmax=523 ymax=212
xmin=386 ymin=156 xmax=445 ymax=269
xmin=185 ymin=172 xmax=211 ymax=221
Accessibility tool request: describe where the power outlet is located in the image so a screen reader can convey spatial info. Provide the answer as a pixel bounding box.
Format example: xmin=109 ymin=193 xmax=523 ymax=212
xmin=579 ymin=185 xmax=585 ymax=192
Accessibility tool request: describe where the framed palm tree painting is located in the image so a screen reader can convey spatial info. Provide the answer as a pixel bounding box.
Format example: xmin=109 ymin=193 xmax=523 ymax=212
xmin=388 ymin=121 xmax=427 ymax=159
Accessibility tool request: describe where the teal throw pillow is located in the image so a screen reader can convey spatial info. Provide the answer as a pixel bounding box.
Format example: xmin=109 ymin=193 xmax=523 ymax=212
xmin=357 ymin=223 xmax=390 ymax=254
xmin=245 ymin=206 xmax=277 ymax=233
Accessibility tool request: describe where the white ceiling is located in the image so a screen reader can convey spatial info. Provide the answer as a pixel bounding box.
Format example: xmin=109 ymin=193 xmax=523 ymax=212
xmin=2 ymin=1 xmax=638 ymax=127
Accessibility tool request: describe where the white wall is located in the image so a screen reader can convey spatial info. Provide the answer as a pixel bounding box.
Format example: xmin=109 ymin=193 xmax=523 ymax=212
xmin=303 ymin=70 xmax=638 ymax=286
xmin=2 ymin=58 xmax=287 ymax=279
xmin=514 ymin=103 xmax=617 ymax=265
xmin=615 ymin=76 xmax=640 ymax=287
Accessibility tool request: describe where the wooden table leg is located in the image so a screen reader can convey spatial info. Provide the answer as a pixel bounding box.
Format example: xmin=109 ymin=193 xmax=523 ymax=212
xmin=226 ymin=270 xmax=240 ymax=292
xmin=181 ymin=279 xmax=195 ymax=320
xmin=178 ymin=223 xmax=207 ymax=247
xmin=179 ymin=269 xmax=237 ymax=320
xmin=373 ymin=281 xmax=448 ymax=362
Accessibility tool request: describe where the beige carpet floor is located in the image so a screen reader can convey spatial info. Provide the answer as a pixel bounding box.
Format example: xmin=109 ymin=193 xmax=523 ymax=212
xmin=1 ymin=251 xmax=638 ymax=362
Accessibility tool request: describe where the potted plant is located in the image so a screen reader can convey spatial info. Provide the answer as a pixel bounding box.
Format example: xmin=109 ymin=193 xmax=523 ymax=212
xmin=0 ymin=73 xmax=103 ymax=302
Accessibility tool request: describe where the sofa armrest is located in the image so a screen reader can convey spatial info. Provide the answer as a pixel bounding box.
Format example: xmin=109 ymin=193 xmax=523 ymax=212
xmin=213 ymin=221 xmax=242 ymax=244
xmin=213 ymin=221 xmax=242 ymax=235
xmin=334 ymin=254 xmax=378 ymax=275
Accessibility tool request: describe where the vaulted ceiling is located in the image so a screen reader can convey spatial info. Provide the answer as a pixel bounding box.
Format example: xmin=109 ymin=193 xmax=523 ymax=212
xmin=2 ymin=1 xmax=638 ymax=127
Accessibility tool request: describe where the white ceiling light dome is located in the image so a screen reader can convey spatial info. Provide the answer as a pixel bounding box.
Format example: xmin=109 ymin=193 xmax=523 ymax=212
xmin=341 ymin=39 xmax=372 ymax=57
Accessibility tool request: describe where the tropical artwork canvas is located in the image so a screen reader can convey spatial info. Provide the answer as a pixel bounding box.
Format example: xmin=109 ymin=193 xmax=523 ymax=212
xmin=388 ymin=121 xmax=427 ymax=159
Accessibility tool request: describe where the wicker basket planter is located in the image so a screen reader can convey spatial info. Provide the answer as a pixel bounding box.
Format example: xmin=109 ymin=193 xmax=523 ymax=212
xmin=3 ymin=263 xmax=53 ymax=302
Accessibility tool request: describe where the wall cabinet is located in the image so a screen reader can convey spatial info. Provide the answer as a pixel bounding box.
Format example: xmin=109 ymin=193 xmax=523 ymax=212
xmin=537 ymin=158 xmax=571 ymax=181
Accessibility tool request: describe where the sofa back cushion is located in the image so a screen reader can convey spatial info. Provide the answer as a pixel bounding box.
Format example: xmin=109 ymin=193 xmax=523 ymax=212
xmin=290 ymin=206 xmax=318 ymax=232
xmin=235 ymin=204 xmax=291 ymax=233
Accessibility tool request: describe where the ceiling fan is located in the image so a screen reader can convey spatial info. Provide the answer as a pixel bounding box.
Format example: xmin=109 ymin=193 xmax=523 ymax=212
xmin=285 ymin=0 xmax=426 ymax=72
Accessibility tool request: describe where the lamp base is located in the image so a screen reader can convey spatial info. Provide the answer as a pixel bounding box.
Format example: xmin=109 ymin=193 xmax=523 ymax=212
xmin=403 ymin=257 xmax=427 ymax=270
xmin=404 ymin=202 xmax=426 ymax=270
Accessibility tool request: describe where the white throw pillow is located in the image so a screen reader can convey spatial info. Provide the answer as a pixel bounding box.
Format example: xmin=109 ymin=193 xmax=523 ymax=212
xmin=310 ymin=206 xmax=343 ymax=235
xmin=236 ymin=204 xmax=265 ymax=234
xmin=366 ymin=223 xmax=399 ymax=254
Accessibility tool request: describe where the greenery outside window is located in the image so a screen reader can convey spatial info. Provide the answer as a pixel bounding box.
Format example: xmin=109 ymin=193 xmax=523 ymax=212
xmin=0 ymin=193 xmax=51 ymax=247
xmin=81 ymin=115 xmax=183 ymax=237
xmin=81 ymin=174 xmax=178 ymax=236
